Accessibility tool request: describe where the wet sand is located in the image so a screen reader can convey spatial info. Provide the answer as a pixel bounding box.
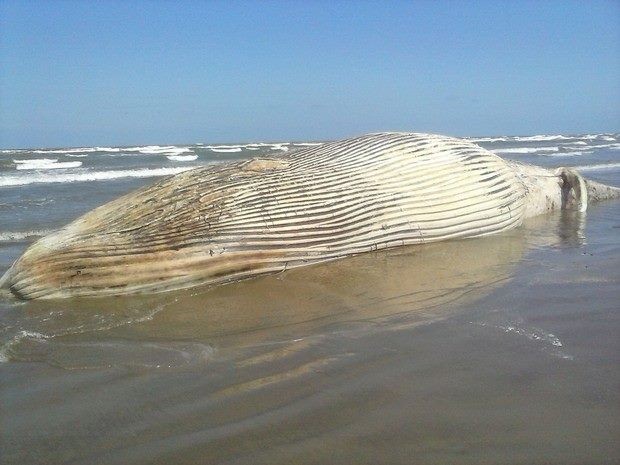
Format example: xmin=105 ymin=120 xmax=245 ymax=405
xmin=1 ymin=200 xmax=618 ymax=465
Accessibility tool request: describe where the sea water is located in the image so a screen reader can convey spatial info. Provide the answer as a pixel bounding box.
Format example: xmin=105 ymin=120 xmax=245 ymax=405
xmin=0 ymin=134 xmax=618 ymax=464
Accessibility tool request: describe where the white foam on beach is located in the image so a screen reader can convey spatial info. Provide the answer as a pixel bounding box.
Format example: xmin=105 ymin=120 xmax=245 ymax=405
xmin=474 ymin=321 xmax=573 ymax=360
xmin=0 ymin=330 xmax=49 ymax=363
xmin=499 ymin=324 xmax=564 ymax=346
xmin=166 ymin=154 xmax=198 ymax=162
xmin=292 ymin=142 xmax=323 ymax=146
xmin=0 ymin=166 xmax=195 ymax=187
xmin=0 ymin=229 xmax=55 ymax=243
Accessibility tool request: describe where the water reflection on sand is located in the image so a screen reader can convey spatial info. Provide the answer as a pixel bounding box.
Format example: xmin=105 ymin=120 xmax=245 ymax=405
xmin=5 ymin=230 xmax=527 ymax=368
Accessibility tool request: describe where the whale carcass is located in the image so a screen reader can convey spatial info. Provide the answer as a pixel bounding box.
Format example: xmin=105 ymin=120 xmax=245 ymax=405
xmin=2 ymin=132 xmax=618 ymax=299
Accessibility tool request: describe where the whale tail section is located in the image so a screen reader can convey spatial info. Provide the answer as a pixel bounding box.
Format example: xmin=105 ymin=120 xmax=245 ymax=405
xmin=555 ymin=167 xmax=620 ymax=213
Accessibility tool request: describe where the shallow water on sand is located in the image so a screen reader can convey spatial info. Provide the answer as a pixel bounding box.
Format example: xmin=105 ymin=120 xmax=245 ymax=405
xmin=1 ymin=136 xmax=619 ymax=464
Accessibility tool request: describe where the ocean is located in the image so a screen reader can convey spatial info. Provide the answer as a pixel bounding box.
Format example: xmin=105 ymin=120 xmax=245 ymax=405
xmin=1 ymin=133 xmax=619 ymax=464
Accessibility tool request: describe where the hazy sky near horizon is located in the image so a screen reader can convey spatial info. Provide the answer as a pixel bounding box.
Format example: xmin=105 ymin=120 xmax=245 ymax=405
xmin=1 ymin=0 xmax=619 ymax=148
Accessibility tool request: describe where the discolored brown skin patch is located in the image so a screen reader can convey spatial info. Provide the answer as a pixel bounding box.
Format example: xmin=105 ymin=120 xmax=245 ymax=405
xmin=241 ymin=158 xmax=289 ymax=172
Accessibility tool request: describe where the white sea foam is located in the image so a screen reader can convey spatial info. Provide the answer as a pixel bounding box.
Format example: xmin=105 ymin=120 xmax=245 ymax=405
xmin=292 ymin=142 xmax=323 ymax=146
xmin=166 ymin=154 xmax=198 ymax=162
xmin=469 ymin=137 xmax=509 ymax=143
xmin=208 ymin=147 xmax=243 ymax=153
xmin=161 ymin=148 xmax=192 ymax=156
xmin=0 ymin=166 xmax=195 ymax=187
xmin=0 ymin=229 xmax=54 ymax=242
xmin=513 ymin=135 xmax=571 ymax=142
xmin=572 ymin=162 xmax=620 ymax=172
xmin=244 ymin=143 xmax=278 ymax=148
xmin=0 ymin=330 xmax=49 ymax=363
xmin=542 ymin=151 xmax=588 ymax=157
xmin=28 ymin=146 xmax=122 ymax=154
xmin=207 ymin=145 xmax=244 ymax=150
xmin=15 ymin=160 xmax=83 ymax=170
xmin=14 ymin=158 xmax=58 ymax=165
xmin=270 ymin=143 xmax=289 ymax=151
xmin=474 ymin=321 xmax=572 ymax=360
xmin=580 ymin=134 xmax=617 ymax=141
xmin=499 ymin=324 xmax=564 ymax=347
xmin=135 ymin=146 xmax=192 ymax=155
xmin=588 ymin=143 xmax=620 ymax=150
xmin=493 ymin=147 xmax=559 ymax=154
xmin=31 ymin=147 xmax=97 ymax=154
xmin=227 ymin=142 xmax=291 ymax=151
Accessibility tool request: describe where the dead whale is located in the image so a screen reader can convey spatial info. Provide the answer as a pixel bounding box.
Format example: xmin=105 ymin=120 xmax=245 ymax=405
xmin=2 ymin=132 xmax=618 ymax=299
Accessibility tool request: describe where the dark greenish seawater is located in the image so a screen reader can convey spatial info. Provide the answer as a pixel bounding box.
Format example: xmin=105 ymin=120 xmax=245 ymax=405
xmin=1 ymin=134 xmax=619 ymax=464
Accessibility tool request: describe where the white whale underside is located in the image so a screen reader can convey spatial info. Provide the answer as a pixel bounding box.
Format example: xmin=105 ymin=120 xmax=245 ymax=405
xmin=3 ymin=132 xmax=616 ymax=299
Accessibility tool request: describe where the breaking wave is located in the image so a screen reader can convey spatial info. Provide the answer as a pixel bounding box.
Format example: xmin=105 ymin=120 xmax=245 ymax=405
xmin=14 ymin=159 xmax=83 ymax=170
xmin=493 ymin=147 xmax=559 ymax=154
xmin=512 ymin=135 xmax=571 ymax=142
xmin=572 ymin=162 xmax=620 ymax=172
xmin=0 ymin=166 xmax=197 ymax=187
xmin=0 ymin=229 xmax=55 ymax=243
xmin=208 ymin=146 xmax=243 ymax=153
xmin=134 ymin=146 xmax=192 ymax=156
xmin=167 ymin=154 xmax=198 ymax=162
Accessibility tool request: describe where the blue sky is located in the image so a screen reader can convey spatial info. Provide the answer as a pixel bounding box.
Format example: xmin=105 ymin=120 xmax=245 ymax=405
xmin=1 ymin=0 xmax=619 ymax=148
